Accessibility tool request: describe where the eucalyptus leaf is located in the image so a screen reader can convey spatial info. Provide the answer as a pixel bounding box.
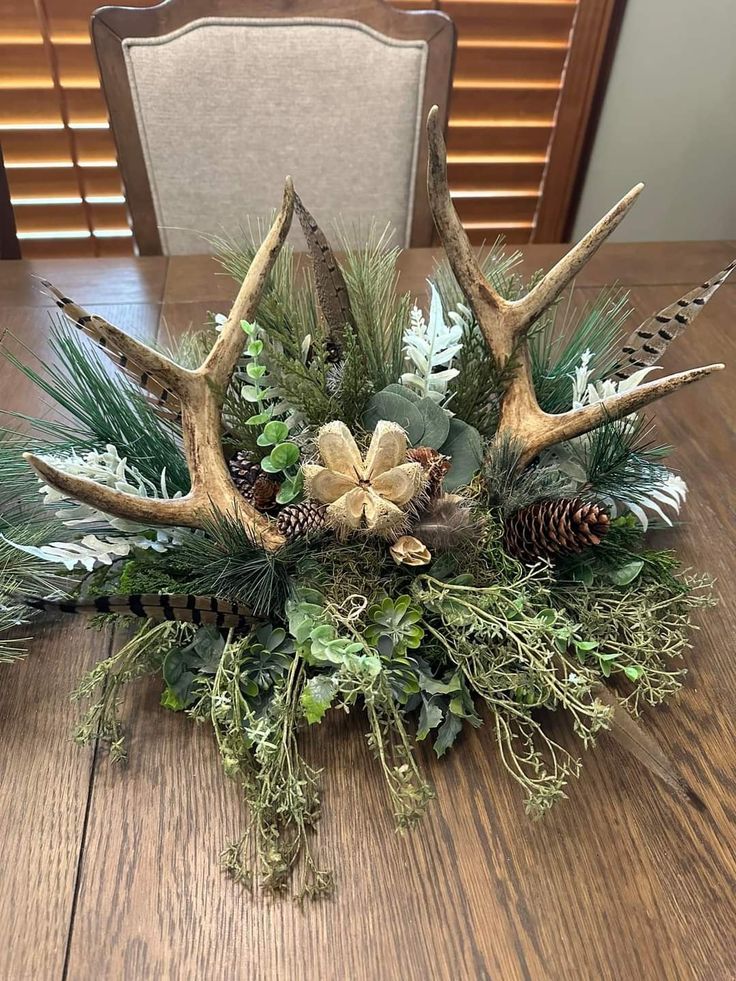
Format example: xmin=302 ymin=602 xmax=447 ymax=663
xmin=440 ymin=418 xmax=484 ymax=490
xmin=362 ymin=391 xmax=425 ymax=445
xmin=382 ymin=383 xmax=420 ymax=403
xmin=269 ymin=442 xmax=300 ymax=470
xmin=607 ymin=560 xmax=645 ymax=586
xmin=415 ymin=396 xmax=451 ymax=449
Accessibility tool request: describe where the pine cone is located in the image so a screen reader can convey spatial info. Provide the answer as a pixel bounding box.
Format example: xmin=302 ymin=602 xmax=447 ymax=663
xmin=240 ymin=475 xmax=280 ymax=513
xmin=276 ymin=500 xmax=328 ymax=540
xmin=504 ymin=498 xmax=610 ymax=564
xmin=407 ymin=446 xmax=451 ymax=499
xmin=228 ymin=451 xmax=262 ymax=493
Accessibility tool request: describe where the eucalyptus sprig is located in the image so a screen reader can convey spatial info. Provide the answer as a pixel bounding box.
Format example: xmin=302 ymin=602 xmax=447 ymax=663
xmin=239 ymin=320 xmax=303 ymax=503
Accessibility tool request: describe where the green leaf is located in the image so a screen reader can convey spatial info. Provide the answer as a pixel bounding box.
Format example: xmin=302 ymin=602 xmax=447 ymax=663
xmin=263 ymin=420 xmax=289 ymax=444
xmin=362 ymin=391 xmax=425 ymax=445
xmin=241 ymin=384 xmax=262 ymax=403
xmin=381 ymin=383 xmax=421 ymax=403
xmin=417 ymin=698 xmax=444 ymax=740
xmin=246 ymin=338 xmax=263 ymax=355
xmin=246 ymin=362 xmax=267 ymax=379
xmin=260 ymin=456 xmax=280 ymax=473
xmin=575 ymin=640 xmax=599 ymax=652
xmin=572 ymin=563 xmax=595 ymax=586
xmin=301 ymin=675 xmax=337 ymax=724
xmin=434 ymin=713 xmax=463 ymax=757
xmin=245 ymin=410 xmax=272 ymax=426
xmin=624 ymin=665 xmax=643 ymax=682
xmin=256 ymin=433 xmax=273 ymax=447
xmin=607 ymin=560 xmax=645 ymax=586
xmin=439 ymin=418 xmax=484 ymax=490
xmin=415 ymin=397 xmax=450 ymax=449
xmin=240 ymin=320 xmax=256 ymax=335
xmin=160 ymin=687 xmax=185 ymax=712
xmin=276 ymin=472 xmax=304 ymax=504
xmin=268 ymin=442 xmax=300 ymax=470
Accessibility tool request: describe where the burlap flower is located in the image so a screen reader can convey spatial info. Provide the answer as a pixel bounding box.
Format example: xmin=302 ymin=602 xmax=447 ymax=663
xmin=303 ymin=420 xmax=425 ymax=536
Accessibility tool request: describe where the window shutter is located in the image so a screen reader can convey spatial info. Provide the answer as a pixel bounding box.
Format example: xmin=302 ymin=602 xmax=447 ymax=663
xmin=2 ymin=0 xmax=613 ymax=255
xmin=0 ymin=0 xmax=154 ymax=257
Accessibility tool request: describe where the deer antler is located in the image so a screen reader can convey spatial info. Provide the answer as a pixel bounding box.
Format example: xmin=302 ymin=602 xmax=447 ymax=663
xmin=24 ymin=180 xmax=296 ymax=552
xmin=426 ymin=106 xmax=724 ymax=466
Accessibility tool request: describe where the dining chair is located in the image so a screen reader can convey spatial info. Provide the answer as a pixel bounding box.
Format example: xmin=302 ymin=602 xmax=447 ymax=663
xmin=91 ymin=0 xmax=455 ymax=255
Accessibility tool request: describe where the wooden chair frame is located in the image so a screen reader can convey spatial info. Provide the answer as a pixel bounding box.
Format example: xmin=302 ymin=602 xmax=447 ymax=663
xmin=91 ymin=0 xmax=455 ymax=254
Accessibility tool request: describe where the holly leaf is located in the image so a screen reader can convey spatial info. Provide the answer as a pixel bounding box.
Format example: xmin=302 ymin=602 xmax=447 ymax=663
xmin=301 ymin=675 xmax=337 ymax=724
xmin=433 ymin=712 xmax=463 ymax=757
xmin=416 ymin=698 xmax=444 ymax=740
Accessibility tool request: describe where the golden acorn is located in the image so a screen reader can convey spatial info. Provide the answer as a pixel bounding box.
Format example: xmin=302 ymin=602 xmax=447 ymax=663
xmin=504 ymin=498 xmax=610 ymax=564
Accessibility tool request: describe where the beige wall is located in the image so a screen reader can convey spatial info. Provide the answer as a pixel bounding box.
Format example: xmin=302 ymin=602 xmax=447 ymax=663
xmin=572 ymin=0 xmax=736 ymax=242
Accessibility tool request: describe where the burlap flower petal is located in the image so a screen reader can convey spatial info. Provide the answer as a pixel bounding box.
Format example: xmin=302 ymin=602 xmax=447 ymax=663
xmin=371 ymin=462 xmax=425 ymax=506
xmin=317 ymin=420 xmax=364 ymax=480
xmin=362 ymin=489 xmax=405 ymax=532
xmin=303 ymin=464 xmax=356 ymax=504
xmin=363 ymin=421 xmax=407 ymax=480
xmin=327 ymin=486 xmax=370 ymax=529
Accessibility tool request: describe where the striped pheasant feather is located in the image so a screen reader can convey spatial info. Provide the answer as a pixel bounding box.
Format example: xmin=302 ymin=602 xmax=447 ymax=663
xmin=614 ymin=259 xmax=735 ymax=379
xmin=40 ymin=279 xmax=182 ymax=423
xmin=25 ymin=592 xmax=257 ymax=630
xmin=293 ymin=192 xmax=354 ymax=346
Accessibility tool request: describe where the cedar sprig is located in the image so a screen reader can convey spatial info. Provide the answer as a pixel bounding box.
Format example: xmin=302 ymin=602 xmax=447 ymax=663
xmin=336 ymin=222 xmax=409 ymax=390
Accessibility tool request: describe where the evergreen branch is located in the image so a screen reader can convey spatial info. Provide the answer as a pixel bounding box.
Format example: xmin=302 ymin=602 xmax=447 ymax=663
xmin=2 ymin=321 xmax=189 ymax=492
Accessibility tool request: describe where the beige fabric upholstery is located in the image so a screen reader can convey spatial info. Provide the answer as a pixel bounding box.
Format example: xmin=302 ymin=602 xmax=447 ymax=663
xmin=122 ymin=17 xmax=428 ymax=253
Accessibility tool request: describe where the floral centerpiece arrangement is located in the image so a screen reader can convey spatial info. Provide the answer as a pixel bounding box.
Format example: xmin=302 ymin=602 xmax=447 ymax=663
xmin=0 ymin=109 xmax=730 ymax=898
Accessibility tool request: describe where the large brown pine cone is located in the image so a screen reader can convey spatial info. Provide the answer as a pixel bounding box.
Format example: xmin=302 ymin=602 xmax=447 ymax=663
xmin=504 ymin=498 xmax=610 ymax=564
xmin=276 ymin=500 xmax=328 ymax=540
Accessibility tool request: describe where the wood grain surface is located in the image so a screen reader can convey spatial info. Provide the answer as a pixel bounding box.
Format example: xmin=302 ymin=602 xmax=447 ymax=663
xmin=0 ymin=245 xmax=734 ymax=981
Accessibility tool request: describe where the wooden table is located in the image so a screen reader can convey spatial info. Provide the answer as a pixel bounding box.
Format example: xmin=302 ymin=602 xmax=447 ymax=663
xmin=1 ymin=243 xmax=735 ymax=981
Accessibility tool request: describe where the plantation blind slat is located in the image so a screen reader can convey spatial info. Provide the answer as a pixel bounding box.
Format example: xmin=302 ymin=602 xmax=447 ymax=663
xmin=1 ymin=0 xmax=612 ymax=254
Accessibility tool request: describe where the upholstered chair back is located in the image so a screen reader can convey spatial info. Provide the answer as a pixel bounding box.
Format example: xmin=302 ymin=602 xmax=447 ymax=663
xmin=93 ymin=4 xmax=455 ymax=254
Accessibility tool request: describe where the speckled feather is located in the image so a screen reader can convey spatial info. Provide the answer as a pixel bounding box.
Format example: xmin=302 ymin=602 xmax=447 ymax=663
xmin=614 ymin=260 xmax=736 ymax=379
xmin=39 ymin=279 xmax=182 ymax=422
xmin=25 ymin=593 xmax=257 ymax=629
xmin=293 ymin=192 xmax=354 ymax=346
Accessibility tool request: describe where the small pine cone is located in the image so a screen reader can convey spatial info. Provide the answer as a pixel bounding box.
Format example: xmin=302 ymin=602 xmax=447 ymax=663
xmin=228 ymin=451 xmax=262 ymax=493
xmin=276 ymin=500 xmax=328 ymax=540
xmin=504 ymin=498 xmax=610 ymax=564
xmin=407 ymin=446 xmax=451 ymax=498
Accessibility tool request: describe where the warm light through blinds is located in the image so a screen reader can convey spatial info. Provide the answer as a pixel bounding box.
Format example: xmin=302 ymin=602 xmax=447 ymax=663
xmin=2 ymin=0 xmax=578 ymax=254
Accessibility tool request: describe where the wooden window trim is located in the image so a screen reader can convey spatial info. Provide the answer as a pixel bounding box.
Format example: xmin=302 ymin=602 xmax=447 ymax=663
xmin=0 ymin=145 xmax=21 ymax=260
xmin=533 ymin=0 xmax=628 ymax=243
xmin=91 ymin=0 xmax=456 ymax=254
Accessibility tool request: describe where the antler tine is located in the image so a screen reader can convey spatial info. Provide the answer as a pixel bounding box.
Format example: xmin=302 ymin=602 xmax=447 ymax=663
xmin=527 ymin=363 xmax=724 ymax=462
xmin=426 ymin=106 xmax=726 ymax=469
xmin=426 ymin=106 xmax=510 ymax=352
xmin=510 ymin=182 xmax=644 ymax=335
xmin=203 ymin=178 xmax=295 ymax=389
xmin=25 ymin=179 xmax=296 ymax=551
xmin=23 ymin=452 xmax=198 ymax=527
